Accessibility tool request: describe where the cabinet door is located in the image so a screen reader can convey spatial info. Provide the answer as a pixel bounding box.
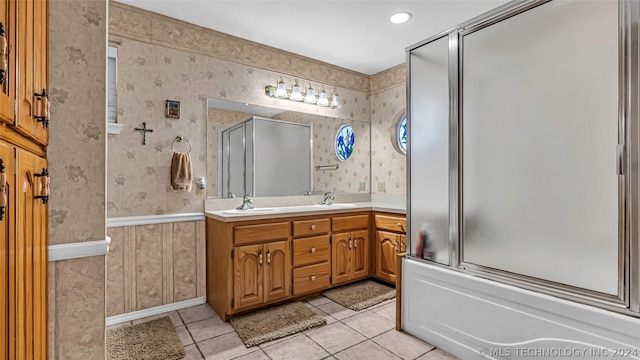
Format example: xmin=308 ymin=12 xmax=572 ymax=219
xmin=32 ymin=0 xmax=46 ymax=145
xmin=263 ymin=241 xmax=290 ymax=304
xmin=32 ymin=155 xmax=46 ymax=357
xmin=17 ymin=0 xmax=35 ymax=139
xmin=0 ymin=0 xmax=16 ymax=125
xmin=331 ymin=232 xmax=350 ymax=285
xmin=15 ymin=148 xmax=35 ymax=359
xmin=233 ymin=244 xmax=263 ymax=310
xmin=351 ymin=230 xmax=369 ymax=280
xmin=375 ymin=230 xmax=398 ymax=284
xmin=0 ymin=141 xmax=15 ymax=360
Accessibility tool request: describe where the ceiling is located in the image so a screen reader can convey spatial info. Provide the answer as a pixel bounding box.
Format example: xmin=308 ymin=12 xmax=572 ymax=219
xmin=118 ymin=0 xmax=510 ymax=76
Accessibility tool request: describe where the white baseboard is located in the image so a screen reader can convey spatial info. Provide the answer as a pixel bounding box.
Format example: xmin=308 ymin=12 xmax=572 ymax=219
xmin=106 ymin=297 xmax=207 ymax=326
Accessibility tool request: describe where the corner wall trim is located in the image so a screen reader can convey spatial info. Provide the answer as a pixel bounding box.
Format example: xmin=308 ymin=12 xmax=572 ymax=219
xmin=106 ymin=297 xmax=207 ymax=326
xmin=48 ymin=237 xmax=111 ymax=262
xmin=107 ymin=213 xmax=206 ymax=228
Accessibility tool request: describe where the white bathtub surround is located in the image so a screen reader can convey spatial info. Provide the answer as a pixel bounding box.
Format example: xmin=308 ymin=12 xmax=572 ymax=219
xmin=402 ymin=259 xmax=640 ymax=360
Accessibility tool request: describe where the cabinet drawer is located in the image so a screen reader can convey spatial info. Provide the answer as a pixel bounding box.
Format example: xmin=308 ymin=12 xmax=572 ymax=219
xmin=332 ymin=214 xmax=369 ymax=232
xmin=293 ymin=235 xmax=330 ymax=267
xmin=234 ymin=222 xmax=290 ymax=245
xmin=293 ymin=218 xmax=330 ymax=238
xmin=375 ymin=214 xmax=406 ymax=233
xmin=293 ymin=262 xmax=331 ymax=296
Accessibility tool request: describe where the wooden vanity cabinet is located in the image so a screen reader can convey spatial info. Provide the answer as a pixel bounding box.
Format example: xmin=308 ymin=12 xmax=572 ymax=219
xmin=331 ymin=214 xmax=370 ymax=286
xmin=374 ymin=213 xmax=406 ymax=284
xmin=207 ymin=219 xmax=291 ymax=320
xmin=292 ymin=218 xmax=331 ymax=296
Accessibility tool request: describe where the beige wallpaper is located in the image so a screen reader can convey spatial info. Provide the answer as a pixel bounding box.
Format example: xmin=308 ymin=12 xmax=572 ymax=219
xmin=48 ymin=0 xmax=107 ymax=359
xmin=109 ymin=2 xmax=370 ymax=94
xmin=107 ymin=221 xmax=206 ymax=316
xmin=107 ymin=35 xmax=371 ymax=217
xmin=370 ymin=84 xmax=407 ymax=196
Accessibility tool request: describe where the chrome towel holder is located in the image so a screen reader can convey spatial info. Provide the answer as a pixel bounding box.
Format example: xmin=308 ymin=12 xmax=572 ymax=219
xmin=171 ymin=136 xmax=192 ymax=153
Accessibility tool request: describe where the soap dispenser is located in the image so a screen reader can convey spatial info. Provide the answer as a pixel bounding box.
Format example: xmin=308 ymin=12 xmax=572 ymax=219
xmin=195 ymin=177 xmax=206 ymax=196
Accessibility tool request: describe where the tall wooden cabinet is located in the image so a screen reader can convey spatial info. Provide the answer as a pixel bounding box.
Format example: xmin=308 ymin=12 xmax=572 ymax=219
xmin=0 ymin=0 xmax=49 ymax=358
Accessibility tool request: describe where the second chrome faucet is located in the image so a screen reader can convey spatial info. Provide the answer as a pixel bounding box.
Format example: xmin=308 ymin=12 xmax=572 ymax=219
xmin=236 ymin=194 xmax=254 ymax=210
xmin=319 ymin=192 xmax=334 ymax=205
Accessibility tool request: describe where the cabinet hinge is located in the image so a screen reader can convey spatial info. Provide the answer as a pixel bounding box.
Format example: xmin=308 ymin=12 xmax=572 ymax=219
xmin=231 ymin=298 xmax=234 ymax=308
xmin=231 ymin=249 xmax=234 ymax=259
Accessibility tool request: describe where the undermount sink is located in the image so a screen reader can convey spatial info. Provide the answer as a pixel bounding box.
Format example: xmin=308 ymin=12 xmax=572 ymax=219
xmin=312 ymin=203 xmax=356 ymax=208
xmin=221 ymin=208 xmax=280 ymax=215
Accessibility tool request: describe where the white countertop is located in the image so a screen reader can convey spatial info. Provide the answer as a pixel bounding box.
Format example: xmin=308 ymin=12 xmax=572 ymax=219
xmin=205 ymin=202 xmax=406 ymax=222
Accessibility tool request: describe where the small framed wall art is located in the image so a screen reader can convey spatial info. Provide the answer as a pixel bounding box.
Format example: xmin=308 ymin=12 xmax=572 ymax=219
xmin=165 ymin=100 xmax=180 ymax=119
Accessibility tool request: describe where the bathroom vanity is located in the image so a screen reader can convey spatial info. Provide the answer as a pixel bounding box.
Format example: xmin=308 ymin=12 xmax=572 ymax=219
xmin=205 ymin=204 xmax=405 ymax=321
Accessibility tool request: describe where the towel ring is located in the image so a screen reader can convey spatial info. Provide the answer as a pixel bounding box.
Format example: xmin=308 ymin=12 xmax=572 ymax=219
xmin=171 ymin=136 xmax=192 ymax=153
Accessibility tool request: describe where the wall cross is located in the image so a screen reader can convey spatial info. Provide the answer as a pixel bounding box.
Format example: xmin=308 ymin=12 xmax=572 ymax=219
xmin=134 ymin=122 xmax=154 ymax=145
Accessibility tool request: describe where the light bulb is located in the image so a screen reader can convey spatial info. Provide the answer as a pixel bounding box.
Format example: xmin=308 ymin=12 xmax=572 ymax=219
xmin=289 ymin=81 xmax=303 ymax=101
xmin=330 ymin=90 xmax=341 ymax=109
xmin=304 ymin=85 xmax=317 ymax=104
xmin=317 ymin=88 xmax=329 ymax=107
xmin=275 ymin=78 xmax=287 ymax=98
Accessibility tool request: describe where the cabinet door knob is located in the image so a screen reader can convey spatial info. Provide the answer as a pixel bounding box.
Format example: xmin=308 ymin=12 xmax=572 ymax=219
xmin=310 ymin=224 xmax=316 ymax=230
xmin=310 ymin=275 xmax=317 ymax=281
xmin=310 ymin=247 xmax=316 ymax=253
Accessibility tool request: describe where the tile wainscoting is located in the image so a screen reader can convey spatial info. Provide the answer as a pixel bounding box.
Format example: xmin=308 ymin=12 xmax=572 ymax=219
xmin=106 ymin=214 xmax=206 ymax=317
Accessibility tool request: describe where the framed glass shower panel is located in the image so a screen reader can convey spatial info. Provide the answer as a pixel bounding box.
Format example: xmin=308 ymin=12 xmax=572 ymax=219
xmin=408 ymin=35 xmax=451 ymax=265
xmin=460 ymin=0 xmax=621 ymax=296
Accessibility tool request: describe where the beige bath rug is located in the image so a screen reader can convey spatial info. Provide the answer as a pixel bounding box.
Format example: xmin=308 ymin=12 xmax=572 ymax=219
xmin=230 ymin=302 xmax=326 ymax=347
xmin=323 ymin=280 xmax=395 ymax=311
xmin=106 ymin=316 xmax=185 ymax=360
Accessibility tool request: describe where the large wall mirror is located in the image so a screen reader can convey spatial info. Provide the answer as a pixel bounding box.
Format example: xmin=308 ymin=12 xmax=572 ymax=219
xmin=206 ymin=98 xmax=371 ymax=199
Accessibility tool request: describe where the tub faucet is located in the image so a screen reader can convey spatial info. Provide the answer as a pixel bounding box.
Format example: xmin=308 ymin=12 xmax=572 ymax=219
xmin=236 ymin=194 xmax=254 ymax=210
xmin=320 ymin=192 xmax=334 ymax=205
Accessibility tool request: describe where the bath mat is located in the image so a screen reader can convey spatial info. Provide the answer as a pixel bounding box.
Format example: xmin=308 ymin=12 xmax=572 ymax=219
xmin=230 ymin=302 xmax=326 ymax=347
xmin=322 ymin=280 xmax=395 ymax=311
xmin=106 ymin=316 xmax=185 ymax=360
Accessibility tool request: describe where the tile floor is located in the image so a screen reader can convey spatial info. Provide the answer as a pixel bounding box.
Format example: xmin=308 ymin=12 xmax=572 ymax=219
xmin=108 ymin=297 xmax=458 ymax=360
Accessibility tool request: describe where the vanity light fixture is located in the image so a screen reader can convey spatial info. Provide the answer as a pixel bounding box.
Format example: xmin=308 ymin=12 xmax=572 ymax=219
xmin=265 ymin=77 xmax=342 ymax=109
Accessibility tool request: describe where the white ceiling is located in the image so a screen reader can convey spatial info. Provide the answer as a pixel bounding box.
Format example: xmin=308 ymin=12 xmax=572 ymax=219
xmin=118 ymin=0 xmax=510 ymax=75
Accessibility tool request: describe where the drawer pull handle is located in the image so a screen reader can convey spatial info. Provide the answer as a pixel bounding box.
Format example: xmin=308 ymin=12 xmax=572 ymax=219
xmin=395 ymin=240 xmax=399 ymax=253
xmin=311 ymin=224 xmax=316 ymax=230
xmin=310 ymin=247 xmax=316 ymax=253
xmin=349 ymin=238 xmax=353 ymax=249
xmin=354 ymin=239 xmax=357 ymax=248
xmin=310 ymin=275 xmax=317 ymax=281
xmin=267 ymin=250 xmax=271 ymax=265
xmin=258 ymin=252 xmax=263 ymax=266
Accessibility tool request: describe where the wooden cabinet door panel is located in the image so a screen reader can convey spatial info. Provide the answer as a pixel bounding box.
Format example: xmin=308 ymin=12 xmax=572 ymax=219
xmin=0 ymin=0 xmax=16 ymax=125
xmin=331 ymin=233 xmax=350 ymax=285
xmin=263 ymin=241 xmax=290 ymax=303
xmin=351 ymin=230 xmax=369 ymax=280
xmin=233 ymin=244 xmax=263 ymax=310
xmin=0 ymin=141 xmax=14 ymax=360
xmin=375 ymin=230 xmax=398 ymax=283
xmin=32 ymin=0 xmax=46 ymax=145
xmin=32 ymin=155 xmax=46 ymax=356
xmin=17 ymin=0 xmax=35 ymax=139
xmin=15 ymin=148 xmax=35 ymax=360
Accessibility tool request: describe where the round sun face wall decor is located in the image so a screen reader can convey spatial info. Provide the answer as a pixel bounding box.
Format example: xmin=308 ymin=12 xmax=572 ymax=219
xmin=335 ymin=124 xmax=355 ymax=161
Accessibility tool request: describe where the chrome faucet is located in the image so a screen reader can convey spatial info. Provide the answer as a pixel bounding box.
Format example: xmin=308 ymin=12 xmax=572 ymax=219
xmin=319 ymin=192 xmax=335 ymax=205
xmin=236 ymin=194 xmax=254 ymax=210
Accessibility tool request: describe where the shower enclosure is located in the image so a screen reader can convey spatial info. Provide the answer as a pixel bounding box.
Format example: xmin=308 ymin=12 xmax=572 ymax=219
xmin=220 ymin=116 xmax=312 ymax=198
xmin=404 ymin=0 xmax=640 ymax=357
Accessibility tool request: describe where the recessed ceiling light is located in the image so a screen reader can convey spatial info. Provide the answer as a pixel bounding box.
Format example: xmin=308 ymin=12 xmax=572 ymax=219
xmin=390 ymin=11 xmax=412 ymax=24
